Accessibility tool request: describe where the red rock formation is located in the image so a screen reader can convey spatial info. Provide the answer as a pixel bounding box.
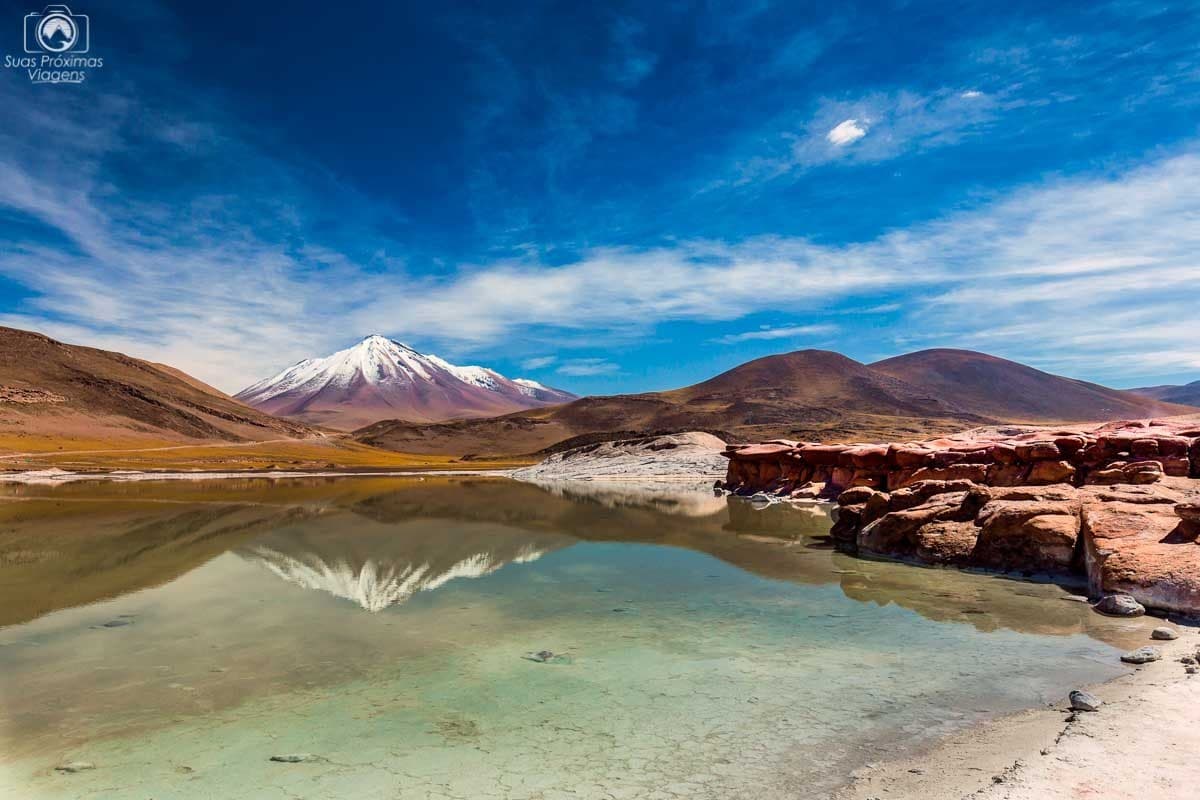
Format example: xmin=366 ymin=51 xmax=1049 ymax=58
xmin=722 ymin=419 xmax=1200 ymax=616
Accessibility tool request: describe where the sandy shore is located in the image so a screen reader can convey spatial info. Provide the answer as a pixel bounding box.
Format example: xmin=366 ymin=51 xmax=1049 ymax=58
xmin=834 ymin=624 xmax=1199 ymax=800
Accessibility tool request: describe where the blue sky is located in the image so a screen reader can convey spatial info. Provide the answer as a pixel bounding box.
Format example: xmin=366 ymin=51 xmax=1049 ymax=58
xmin=0 ymin=0 xmax=1198 ymax=394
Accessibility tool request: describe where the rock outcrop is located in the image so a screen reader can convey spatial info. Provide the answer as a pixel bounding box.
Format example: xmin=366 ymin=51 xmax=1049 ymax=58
xmin=511 ymin=431 xmax=728 ymax=481
xmin=721 ymin=419 xmax=1200 ymax=616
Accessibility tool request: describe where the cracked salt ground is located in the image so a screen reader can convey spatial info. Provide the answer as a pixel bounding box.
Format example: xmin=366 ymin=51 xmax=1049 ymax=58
xmin=0 ymin=477 xmax=1160 ymax=800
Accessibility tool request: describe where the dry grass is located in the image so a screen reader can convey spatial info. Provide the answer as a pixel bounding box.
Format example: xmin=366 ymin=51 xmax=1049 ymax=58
xmin=0 ymin=433 xmax=531 ymax=473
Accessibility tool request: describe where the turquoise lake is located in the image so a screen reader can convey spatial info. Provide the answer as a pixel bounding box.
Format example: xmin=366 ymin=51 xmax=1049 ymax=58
xmin=0 ymin=476 xmax=1156 ymax=799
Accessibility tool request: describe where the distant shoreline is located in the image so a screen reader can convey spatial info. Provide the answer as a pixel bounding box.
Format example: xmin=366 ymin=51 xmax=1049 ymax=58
xmin=0 ymin=467 xmax=509 ymax=485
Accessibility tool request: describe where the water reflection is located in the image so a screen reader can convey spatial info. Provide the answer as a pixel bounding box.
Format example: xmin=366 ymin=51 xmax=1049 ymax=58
xmin=0 ymin=477 xmax=1159 ymax=800
xmin=0 ymin=476 xmax=1144 ymax=641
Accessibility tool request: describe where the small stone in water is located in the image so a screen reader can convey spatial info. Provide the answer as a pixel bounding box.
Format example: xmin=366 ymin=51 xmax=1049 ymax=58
xmin=1120 ymin=646 xmax=1162 ymax=664
xmin=522 ymin=650 xmax=571 ymax=664
xmin=1068 ymin=690 xmax=1101 ymax=712
xmin=1151 ymin=626 xmax=1178 ymax=641
xmin=1093 ymin=594 xmax=1145 ymax=617
xmin=269 ymin=754 xmax=317 ymax=763
xmin=54 ymin=762 xmax=95 ymax=773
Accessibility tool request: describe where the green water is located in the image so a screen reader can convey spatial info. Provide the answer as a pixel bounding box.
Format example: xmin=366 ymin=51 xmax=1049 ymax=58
xmin=0 ymin=477 xmax=1154 ymax=799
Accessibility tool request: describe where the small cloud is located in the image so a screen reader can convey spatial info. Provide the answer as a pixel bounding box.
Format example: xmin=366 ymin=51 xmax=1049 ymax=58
xmin=826 ymin=119 xmax=867 ymax=146
xmin=520 ymin=355 xmax=557 ymax=370
xmin=556 ymin=358 xmax=619 ymax=376
xmin=960 ymin=90 xmax=984 ymax=99
xmin=715 ymin=323 xmax=837 ymax=344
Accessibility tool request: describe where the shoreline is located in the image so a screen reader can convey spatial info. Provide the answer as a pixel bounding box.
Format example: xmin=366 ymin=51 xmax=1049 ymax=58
xmin=832 ymin=628 xmax=1198 ymax=799
xmin=0 ymin=466 xmax=507 ymax=485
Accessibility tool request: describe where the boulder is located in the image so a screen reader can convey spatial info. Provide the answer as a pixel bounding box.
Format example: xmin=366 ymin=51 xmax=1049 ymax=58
xmin=1082 ymin=502 xmax=1200 ymax=615
xmin=987 ymin=463 xmax=1029 ymax=487
xmin=912 ymin=520 xmax=979 ymax=566
xmin=892 ymin=445 xmax=934 ymax=468
xmin=838 ymin=486 xmax=880 ymax=506
xmin=1015 ymin=441 xmax=1061 ymax=461
xmin=991 ymin=443 xmax=1019 ymax=464
xmin=888 ymin=479 xmax=986 ymax=511
xmin=1161 ymin=456 xmax=1192 ymax=477
xmin=859 ymin=499 xmax=963 ymax=557
xmin=1068 ymin=690 xmax=1102 ymax=712
xmin=1120 ymin=646 xmax=1162 ymax=664
xmin=892 ymin=463 xmax=988 ymax=490
xmin=860 ymin=491 xmax=986 ymax=558
xmin=973 ymin=500 xmax=1081 ymax=572
xmin=1175 ymin=502 xmax=1200 ymax=524
xmin=1131 ymin=438 xmax=1160 ymax=459
xmin=1027 ymin=461 xmax=1076 ymax=485
xmin=1092 ymin=593 xmax=1145 ymax=617
xmin=1151 ymin=626 xmax=1179 ymax=641
xmin=1086 ymin=461 xmax=1164 ymax=486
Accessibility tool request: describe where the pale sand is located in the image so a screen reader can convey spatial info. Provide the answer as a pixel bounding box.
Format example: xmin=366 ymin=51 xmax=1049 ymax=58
xmin=834 ymin=626 xmax=1199 ymax=800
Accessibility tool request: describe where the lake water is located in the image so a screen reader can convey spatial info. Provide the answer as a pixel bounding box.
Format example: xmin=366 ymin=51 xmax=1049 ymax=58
xmin=0 ymin=476 xmax=1155 ymax=799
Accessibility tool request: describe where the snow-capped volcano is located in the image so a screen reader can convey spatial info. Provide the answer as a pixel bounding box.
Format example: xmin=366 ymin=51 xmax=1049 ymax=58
xmin=235 ymin=335 xmax=577 ymax=430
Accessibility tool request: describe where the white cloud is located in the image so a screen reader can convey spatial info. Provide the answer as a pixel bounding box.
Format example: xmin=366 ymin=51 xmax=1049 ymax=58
xmin=727 ymin=88 xmax=1002 ymax=183
xmin=556 ymin=359 xmax=619 ymax=376
xmin=826 ymin=119 xmax=867 ymax=146
xmin=520 ymin=355 xmax=557 ymax=370
xmin=716 ymin=324 xmax=838 ymax=344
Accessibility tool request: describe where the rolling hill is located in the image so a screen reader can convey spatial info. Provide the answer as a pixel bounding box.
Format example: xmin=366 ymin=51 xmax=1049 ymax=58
xmin=0 ymin=326 xmax=312 ymax=444
xmin=869 ymin=349 xmax=1185 ymax=421
xmin=1129 ymin=380 xmax=1200 ymax=407
xmin=355 ymin=348 xmax=1192 ymax=457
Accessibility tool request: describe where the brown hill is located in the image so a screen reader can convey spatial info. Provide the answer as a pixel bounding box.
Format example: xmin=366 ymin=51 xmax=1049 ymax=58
xmin=0 ymin=326 xmax=313 ymax=446
xmin=1129 ymin=380 xmax=1200 ymax=407
xmin=355 ymin=350 xmax=990 ymax=457
xmin=869 ymin=349 xmax=1189 ymax=422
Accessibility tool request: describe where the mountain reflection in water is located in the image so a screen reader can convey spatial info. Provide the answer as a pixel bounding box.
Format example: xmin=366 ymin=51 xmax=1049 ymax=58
xmin=0 ymin=475 xmax=1160 ymax=800
xmin=0 ymin=475 xmax=1141 ymax=641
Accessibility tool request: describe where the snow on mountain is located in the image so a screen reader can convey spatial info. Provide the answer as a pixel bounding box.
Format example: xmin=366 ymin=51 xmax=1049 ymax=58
xmin=235 ymin=335 xmax=577 ymax=430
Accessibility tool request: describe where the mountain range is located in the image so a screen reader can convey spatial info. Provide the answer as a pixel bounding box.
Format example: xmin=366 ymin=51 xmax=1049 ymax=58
xmin=235 ymin=335 xmax=577 ymax=430
xmin=1130 ymin=380 xmax=1200 ymax=407
xmin=0 ymin=325 xmax=1193 ymax=465
xmin=356 ymin=348 xmax=1194 ymax=457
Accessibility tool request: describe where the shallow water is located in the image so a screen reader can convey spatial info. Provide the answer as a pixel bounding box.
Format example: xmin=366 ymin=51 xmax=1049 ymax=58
xmin=0 ymin=476 xmax=1155 ymax=799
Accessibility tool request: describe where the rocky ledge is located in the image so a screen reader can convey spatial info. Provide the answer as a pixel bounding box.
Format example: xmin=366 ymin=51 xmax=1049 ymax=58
xmin=720 ymin=419 xmax=1200 ymax=616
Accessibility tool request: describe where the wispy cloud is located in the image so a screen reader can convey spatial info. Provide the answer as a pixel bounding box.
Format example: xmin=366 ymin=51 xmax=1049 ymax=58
xmin=715 ymin=324 xmax=838 ymax=344
xmin=730 ymin=88 xmax=1000 ymax=182
xmin=556 ymin=358 xmax=620 ymax=376
xmin=520 ymin=355 xmax=558 ymax=370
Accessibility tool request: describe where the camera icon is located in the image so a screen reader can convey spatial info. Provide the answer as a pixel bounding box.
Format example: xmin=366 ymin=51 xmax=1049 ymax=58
xmin=24 ymin=4 xmax=89 ymax=54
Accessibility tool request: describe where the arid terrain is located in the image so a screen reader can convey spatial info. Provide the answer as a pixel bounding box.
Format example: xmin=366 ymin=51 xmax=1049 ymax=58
xmin=0 ymin=327 xmax=512 ymax=472
xmin=356 ymin=349 xmax=1192 ymax=458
